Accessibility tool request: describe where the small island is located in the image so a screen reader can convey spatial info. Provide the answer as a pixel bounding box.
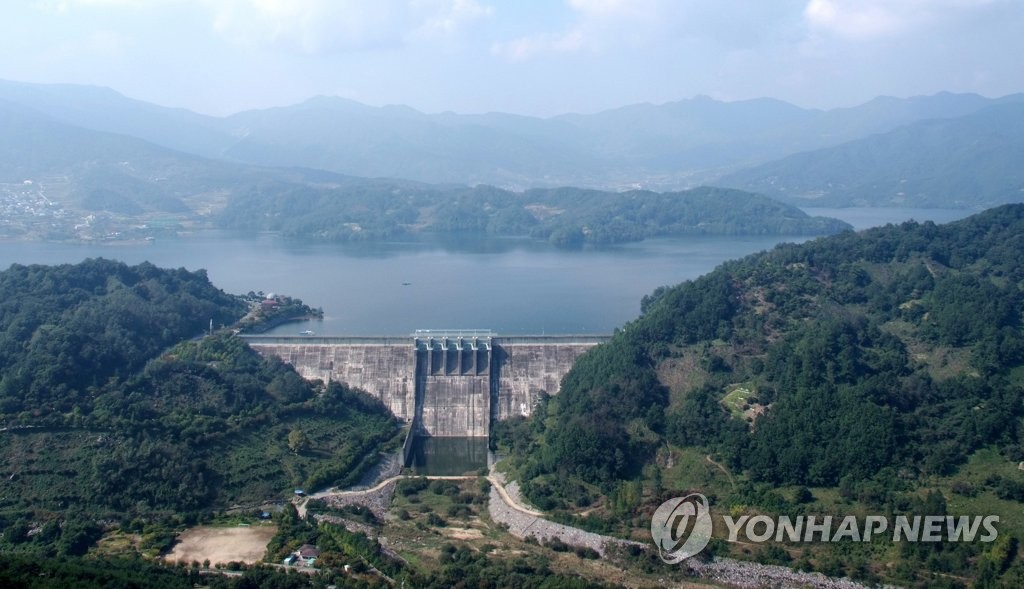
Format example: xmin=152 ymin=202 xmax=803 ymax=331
xmin=235 ymin=291 xmax=324 ymax=334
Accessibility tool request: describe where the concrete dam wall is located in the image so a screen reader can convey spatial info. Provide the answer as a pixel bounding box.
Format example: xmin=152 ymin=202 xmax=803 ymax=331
xmin=416 ymin=338 xmax=491 ymax=437
xmin=244 ymin=332 xmax=608 ymax=438
xmin=245 ymin=336 xmax=417 ymax=420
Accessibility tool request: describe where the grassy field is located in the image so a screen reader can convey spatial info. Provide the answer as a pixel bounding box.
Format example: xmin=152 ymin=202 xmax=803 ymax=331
xmin=720 ymin=383 xmax=757 ymax=419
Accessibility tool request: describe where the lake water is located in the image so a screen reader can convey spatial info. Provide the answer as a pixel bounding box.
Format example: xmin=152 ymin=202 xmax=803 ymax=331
xmin=0 ymin=207 xmax=974 ymax=335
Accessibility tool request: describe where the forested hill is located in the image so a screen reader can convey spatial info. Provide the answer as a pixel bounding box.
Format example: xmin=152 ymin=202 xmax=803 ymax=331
xmin=219 ymin=184 xmax=851 ymax=246
xmin=0 ymin=259 xmax=245 ymax=413
xmin=494 ymin=204 xmax=1024 ymax=586
xmin=0 ymin=259 xmax=397 ymax=530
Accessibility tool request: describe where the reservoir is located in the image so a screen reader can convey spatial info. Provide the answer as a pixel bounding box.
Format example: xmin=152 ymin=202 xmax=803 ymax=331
xmin=0 ymin=208 xmax=972 ymax=335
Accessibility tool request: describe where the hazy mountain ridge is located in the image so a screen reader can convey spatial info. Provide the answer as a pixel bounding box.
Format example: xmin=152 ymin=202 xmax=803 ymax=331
xmin=0 ymin=79 xmax=230 ymax=159
xmin=216 ymin=91 xmax=1024 ymax=190
xmin=720 ymin=102 xmax=1024 ymax=208
xmin=0 ymin=99 xmax=851 ymax=244
xmin=2 ymin=79 xmax=1019 ymax=192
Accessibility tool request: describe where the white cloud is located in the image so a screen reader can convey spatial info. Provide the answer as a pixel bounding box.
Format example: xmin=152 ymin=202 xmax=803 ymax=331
xmin=203 ymin=0 xmax=398 ymax=52
xmin=804 ymin=0 xmax=1001 ymax=39
xmin=492 ymin=0 xmax=665 ymax=61
xmin=413 ymin=0 xmax=493 ymax=38
xmin=212 ymin=0 xmax=494 ymax=52
xmin=33 ymin=0 xmax=155 ymax=15
xmin=35 ymin=0 xmax=493 ymax=53
xmin=491 ymin=28 xmax=586 ymax=61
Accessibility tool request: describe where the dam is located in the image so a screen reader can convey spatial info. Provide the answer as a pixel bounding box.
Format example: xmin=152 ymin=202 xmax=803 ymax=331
xmin=242 ymin=330 xmax=608 ymax=440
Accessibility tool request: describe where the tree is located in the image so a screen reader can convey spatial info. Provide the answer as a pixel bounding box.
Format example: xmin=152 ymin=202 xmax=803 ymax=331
xmin=288 ymin=428 xmax=310 ymax=454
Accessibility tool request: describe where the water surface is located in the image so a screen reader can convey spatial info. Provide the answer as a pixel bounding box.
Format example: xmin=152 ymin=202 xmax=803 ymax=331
xmin=0 ymin=207 xmax=972 ymax=335
xmin=407 ymin=437 xmax=489 ymax=476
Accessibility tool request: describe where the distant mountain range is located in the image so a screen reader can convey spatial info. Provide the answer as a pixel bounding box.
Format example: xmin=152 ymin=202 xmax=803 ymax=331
xmin=0 ymin=97 xmax=848 ymax=244
xmin=718 ymin=102 xmax=1024 ymax=209
xmin=2 ymin=79 xmax=1022 ymax=201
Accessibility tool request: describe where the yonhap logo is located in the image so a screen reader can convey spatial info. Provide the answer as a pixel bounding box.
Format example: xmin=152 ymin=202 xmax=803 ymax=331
xmin=651 ymin=493 xmax=713 ymax=563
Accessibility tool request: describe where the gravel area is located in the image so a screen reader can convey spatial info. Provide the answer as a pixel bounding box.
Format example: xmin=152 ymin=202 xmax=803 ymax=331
xmin=687 ymin=558 xmax=881 ymax=589
xmin=502 ymin=481 xmax=540 ymax=512
xmin=319 ymin=479 xmax=397 ymax=520
xmin=488 ymin=486 xmax=641 ymax=557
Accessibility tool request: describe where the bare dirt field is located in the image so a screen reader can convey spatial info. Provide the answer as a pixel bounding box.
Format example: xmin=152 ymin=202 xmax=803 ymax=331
xmin=443 ymin=526 xmax=484 ymax=540
xmin=164 ymin=525 xmax=277 ymax=565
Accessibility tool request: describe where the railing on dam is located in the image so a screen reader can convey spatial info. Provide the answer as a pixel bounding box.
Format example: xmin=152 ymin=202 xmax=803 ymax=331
xmin=240 ymin=333 xmax=613 ymax=347
xmin=493 ymin=335 xmax=612 ymax=345
xmin=240 ymin=335 xmax=413 ymax=346
xmin=238 ymin=333 xmax=606 ymax=348
xmin=413 ymin=329 xmax=496 ymax=339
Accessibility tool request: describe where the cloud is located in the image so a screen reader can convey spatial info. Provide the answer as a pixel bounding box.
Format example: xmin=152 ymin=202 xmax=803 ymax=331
xmin=804 ymin=0 xmax=1001 ymax=39
xmin=492 ymin=0 xmax=665 ymax=61
xmin=204 ymin=0 xmax=398 ymax=52
xmin=35 ymin=0 xmax=493 ymax=53
xmin=413 ymin=0 xmax=494 ymax=38
xmin=33 ymin=0 xmax=168 ymax=15
xmin=491 ymin=28 xmax=586 ymax=61
xmin=211 ymin=0 xmax=495 ymax=52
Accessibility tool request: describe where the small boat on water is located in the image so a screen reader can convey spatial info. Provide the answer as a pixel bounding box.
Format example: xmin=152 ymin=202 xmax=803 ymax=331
xmin=300 ymin=330 xmax=315 ymax=335
xmin=402 ymin=282 xmax=412 ymax=286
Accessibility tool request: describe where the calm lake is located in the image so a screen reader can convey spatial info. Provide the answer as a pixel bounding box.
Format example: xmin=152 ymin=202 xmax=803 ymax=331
xmin=0 ymin=207 xmax=973 ymax=336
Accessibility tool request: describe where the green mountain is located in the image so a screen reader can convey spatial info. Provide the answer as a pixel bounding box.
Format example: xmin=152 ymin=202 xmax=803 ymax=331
xmin=494 ymin=204 xmax=1024 ymax=586
xmin=218 ymin=183 xmax=852 ymax=246
xmin=720 ymin=103 xmax=1024 ymax=208
xmin=0 ymin=259 xmax=397 ymax=524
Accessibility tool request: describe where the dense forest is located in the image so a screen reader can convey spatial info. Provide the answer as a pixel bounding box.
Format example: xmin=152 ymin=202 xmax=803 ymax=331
xmin=218 ymin=183 xmax=850 ymax=247
xmin=494 ymin=204 xmax=1024 ymax=587
xmin=0 ymin=260 xmax=397 ymax=532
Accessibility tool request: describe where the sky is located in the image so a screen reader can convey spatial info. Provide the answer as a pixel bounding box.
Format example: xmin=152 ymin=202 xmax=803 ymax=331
xmin=1 ymin=0 xmax=1022 ymax=117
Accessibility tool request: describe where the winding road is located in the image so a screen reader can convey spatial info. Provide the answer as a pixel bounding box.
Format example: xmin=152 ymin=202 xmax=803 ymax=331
xmin=296 ymin=474 xmax=541 ymax=519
